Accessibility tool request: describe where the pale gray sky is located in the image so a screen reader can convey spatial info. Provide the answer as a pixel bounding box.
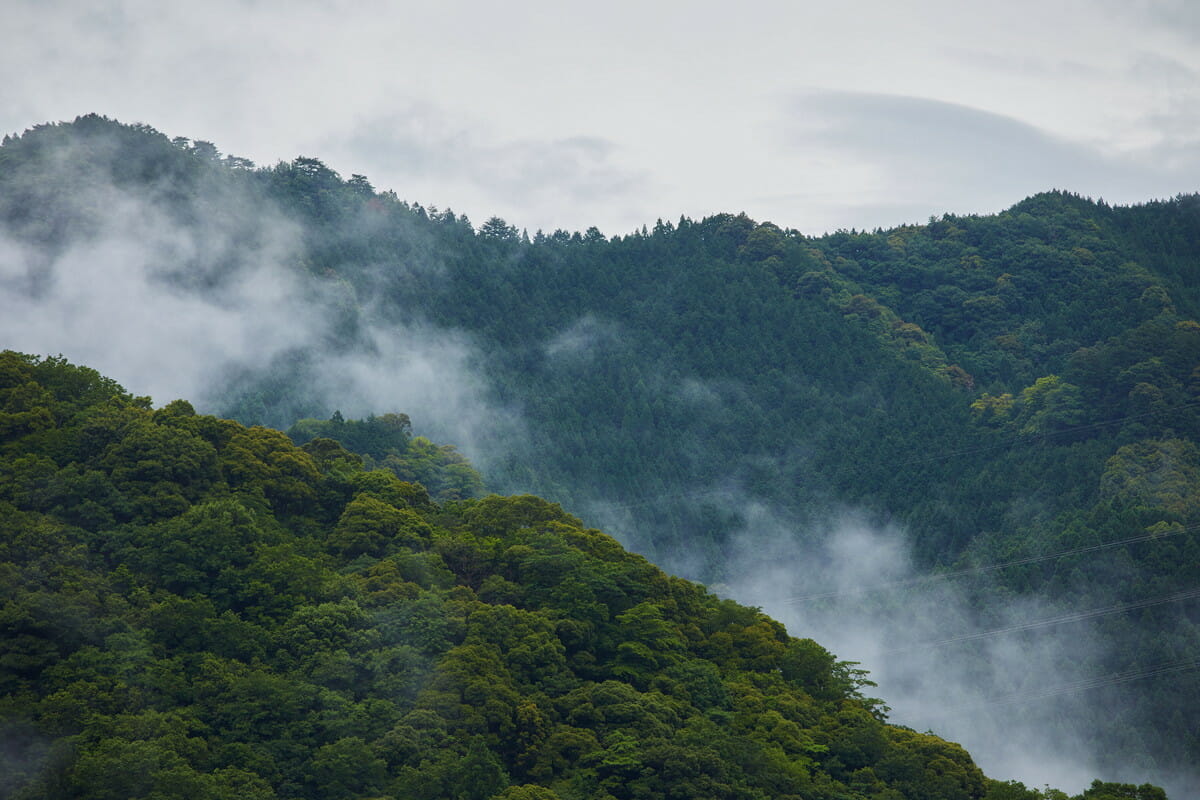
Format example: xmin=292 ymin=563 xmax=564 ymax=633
xmin=5 ymin=0 xmax=1199 ymax=234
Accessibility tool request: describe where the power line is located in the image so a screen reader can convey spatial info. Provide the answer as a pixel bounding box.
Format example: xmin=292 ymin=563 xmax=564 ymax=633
xmin=921 ymin=657 xmax=1200 ymax=716
xmin=880 ymin=587 xmax=1200 ymax=655
xmin=786 ymin=522 xmax=1198 ymax=603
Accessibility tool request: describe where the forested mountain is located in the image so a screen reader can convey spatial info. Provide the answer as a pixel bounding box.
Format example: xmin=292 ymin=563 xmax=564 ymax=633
xmin=0 ymin=349 xmax=1153 ymax=800
xmin=1 ymin=115 xmax=1197 ymax=795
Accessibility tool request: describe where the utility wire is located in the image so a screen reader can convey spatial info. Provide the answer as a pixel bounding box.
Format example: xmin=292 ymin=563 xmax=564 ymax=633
xmin=786 ymin=521 xmax=1198 ymax=603
xmin=880 ymin=587 xmax=1200 ymax=655
xmin=922 ymin=657 xmax=1200 ymax=715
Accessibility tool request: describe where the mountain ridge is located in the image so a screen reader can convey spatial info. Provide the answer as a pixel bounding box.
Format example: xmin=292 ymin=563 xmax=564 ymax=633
xmin=0 ymin=348 xmax=1130 ymax=800
xmin=1 ymin=114 xmax=1196 ymax=796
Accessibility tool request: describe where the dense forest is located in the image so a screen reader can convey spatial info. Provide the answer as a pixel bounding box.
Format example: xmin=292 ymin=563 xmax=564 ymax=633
xmin=0 ymin=115 xmax=1197 ymax=796
xmin=1 ymin=349 xmax=1162 ymax=800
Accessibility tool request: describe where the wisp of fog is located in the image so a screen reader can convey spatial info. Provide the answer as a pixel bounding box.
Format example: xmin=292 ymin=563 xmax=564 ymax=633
xmin=2 ymin=127 xmax=1194 ymax=800
xmin=0 ymin=138 xmax=521 ymax=470
xmin=716 ymin=499 xmax=1188 ymax=796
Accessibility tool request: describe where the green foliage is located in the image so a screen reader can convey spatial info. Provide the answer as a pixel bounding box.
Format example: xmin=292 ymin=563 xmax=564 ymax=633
xmin=330 ymin=494 xmax=432 ymax=557
xmin=1100 ymin=439 xmax=1200 ymax=516
xmin=2 ymin=118 xmax=1194 ymax=796
xmin=0 ymin=351 xmax=1095 ymax=800
xmin=221 ymin=426 xmax=321 ymax=514
xmin=1008 ymin=375 xmax=1087 ymax=435
xmin=1077 ymin=781 xmax=1168 ymax=800
xmin=289 ymin=414 xmax=484 ymax=501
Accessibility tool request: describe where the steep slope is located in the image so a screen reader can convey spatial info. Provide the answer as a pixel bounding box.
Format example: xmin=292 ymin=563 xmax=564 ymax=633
xmin=0 ymin=116 xmax=1197 ymax=792
xmin=0 ymin=349 xmax=1122 ymax=800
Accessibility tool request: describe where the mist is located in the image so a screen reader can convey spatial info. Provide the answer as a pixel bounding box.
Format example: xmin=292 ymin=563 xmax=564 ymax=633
xmin=716 ymin=500 xmax=1196 ymax=798
xmin=2 ymin=123 xmax=1194 ymax=798
xmin=0 ymin=131 xmax=521 ymax=471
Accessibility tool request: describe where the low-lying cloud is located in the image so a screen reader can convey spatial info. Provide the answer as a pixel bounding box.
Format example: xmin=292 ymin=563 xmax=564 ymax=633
xmin=543 ymin=314 xmax=622 ymax=362
xmin=0 ymin=140 xmax=520 ymax=468
xmin=716 ymin=500 xmax=1188 ymax=796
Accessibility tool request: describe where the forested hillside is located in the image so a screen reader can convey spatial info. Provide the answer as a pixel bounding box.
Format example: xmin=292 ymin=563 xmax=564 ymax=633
xmin=1 ymin=349 xmax=1155 ymax=800
xmin=1 ymin=115 xmax=1197 ymax=794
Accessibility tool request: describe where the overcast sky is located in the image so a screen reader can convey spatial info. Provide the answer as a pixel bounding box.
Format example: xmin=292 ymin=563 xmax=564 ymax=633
xmin=5 ymin=0 xmax=1200 ymax=236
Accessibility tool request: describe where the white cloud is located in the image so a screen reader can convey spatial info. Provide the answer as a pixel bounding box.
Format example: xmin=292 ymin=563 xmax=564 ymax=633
xmin=717 ymin=503 xmax=1165 ymax=796
xmin=543 ymin=314 xmax=622 ymax=361
xmin=0 ymin=136 xmax=520 ymax=467
xmin=4 ymin=2 xmax=1199 ymax=237
xmin=0 ymin=170 xmax=309 ymax=406
xmin=322 ymin=104 xmax=648 ymax=235
xmin=766 ymin=89 xmax=1200 ymax=232
xmin=306 ymin=322 xmax=526 ymax=472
